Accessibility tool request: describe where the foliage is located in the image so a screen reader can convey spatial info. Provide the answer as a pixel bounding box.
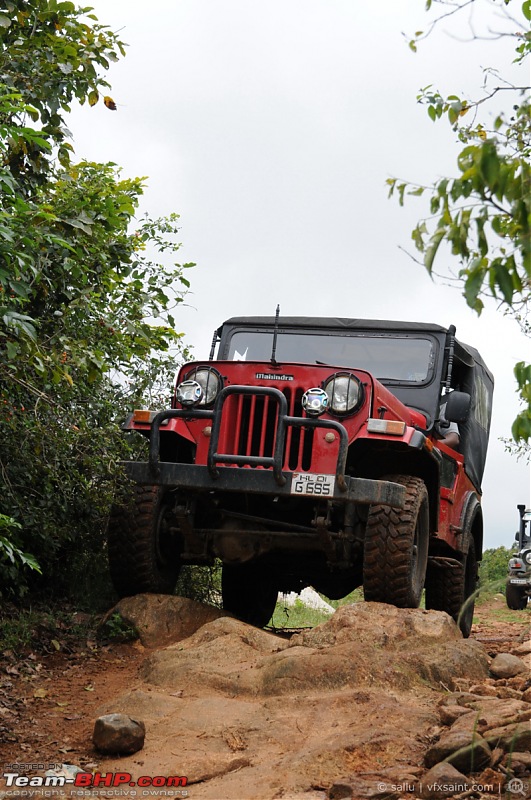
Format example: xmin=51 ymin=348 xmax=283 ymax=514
xmin=99 ymin=612 xmax=138 ymax=642
xmin=0 ymin=513 xmax=41 ymax=594
xmin=175 ymin=565 xmax=223 ymax=607
xmin=0 ymin=0 xmax=125 ymax=185
xmin=479 ymin=545 xmax=514 ymax=587
xmin=0 ymin=2 xmax=193 ymax=599
xmin=389 ymin=0 xmax=530 ymax=440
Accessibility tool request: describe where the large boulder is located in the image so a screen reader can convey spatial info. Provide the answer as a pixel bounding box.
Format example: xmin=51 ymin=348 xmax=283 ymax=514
xmin=112 ymin=594 xmax=230 ymax=647
xmin=142 ymin=602 xmax=489 ymax=695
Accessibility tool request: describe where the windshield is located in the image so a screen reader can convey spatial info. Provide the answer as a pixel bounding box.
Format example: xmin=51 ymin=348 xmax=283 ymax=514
xmin=226 ymin=330 xmax=436 ymax=384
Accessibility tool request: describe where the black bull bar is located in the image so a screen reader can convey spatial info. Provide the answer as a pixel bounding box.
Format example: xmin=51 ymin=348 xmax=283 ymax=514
xmin=125 ymin=385 xmax=406 ymax=509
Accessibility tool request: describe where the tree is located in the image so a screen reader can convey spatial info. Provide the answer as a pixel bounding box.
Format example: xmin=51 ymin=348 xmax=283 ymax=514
xmin=0 ymin=2 xmax=193 ymax=600
xmin=388 ymin=0 xmax=530 ymax=441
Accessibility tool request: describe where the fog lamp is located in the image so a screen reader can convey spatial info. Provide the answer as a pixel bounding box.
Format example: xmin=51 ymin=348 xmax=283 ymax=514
xmin=302 ymin=387 xmax=329 ymax=417
xmin=176 ymin=379 xmax=203 ymax=407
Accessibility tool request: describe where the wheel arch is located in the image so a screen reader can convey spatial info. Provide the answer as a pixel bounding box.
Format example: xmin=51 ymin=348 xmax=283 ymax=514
xmin=460 ymin=491 xmax=483 ymax=560
xmin=348 ymin=440 xmax=440 ymax=533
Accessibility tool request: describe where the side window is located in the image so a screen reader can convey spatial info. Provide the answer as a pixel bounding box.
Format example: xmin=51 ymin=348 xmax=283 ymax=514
xmin=473 ymin=375 xmax=490 ymax=430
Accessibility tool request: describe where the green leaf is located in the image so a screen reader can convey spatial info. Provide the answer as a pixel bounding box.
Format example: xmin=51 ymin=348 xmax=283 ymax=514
xmin=493 ymin=261 xmax=514 ymax=304
xmin=522 ymin=1 xmax=531 ymax=20
xmin=463 ymin=264 xmax=486 ymax=310
xmin=424 ymin=227 xmax=446 ymax=273
xmin=0 ymin=13 xmax=11 ymax=27
xmin=479 ymin=145 xmax=500 ymax=189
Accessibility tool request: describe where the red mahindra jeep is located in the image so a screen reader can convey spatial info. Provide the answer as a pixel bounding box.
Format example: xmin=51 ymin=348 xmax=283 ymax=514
xmin=108 ymin=315 xmax=493 ymax=637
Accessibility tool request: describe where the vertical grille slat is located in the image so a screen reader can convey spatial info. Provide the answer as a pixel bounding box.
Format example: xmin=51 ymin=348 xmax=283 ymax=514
xmin=258 ymin=395 xmax=268 ymax=458
xmin=219 ymin=383 xmax=313 ymax=472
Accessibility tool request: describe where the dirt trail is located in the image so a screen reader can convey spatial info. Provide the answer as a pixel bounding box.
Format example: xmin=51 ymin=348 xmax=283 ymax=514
xmin=0 ymin=595 xmax=529 ymax=800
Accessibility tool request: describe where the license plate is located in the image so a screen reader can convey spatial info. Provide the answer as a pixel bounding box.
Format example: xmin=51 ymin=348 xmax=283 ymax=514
xmin=290 ymin=473 xmax=335 ymax=496
xmin=509 ymin=578 xmax=529 ymax=585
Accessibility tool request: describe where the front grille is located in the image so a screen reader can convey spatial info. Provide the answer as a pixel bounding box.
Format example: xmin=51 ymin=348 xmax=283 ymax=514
xmin=219 ymin=387 xmax=314 ymax=471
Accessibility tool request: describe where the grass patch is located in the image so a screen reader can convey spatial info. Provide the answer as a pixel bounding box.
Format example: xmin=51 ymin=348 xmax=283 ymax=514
xmin=270 ymin=587 xmax=364 ymax=629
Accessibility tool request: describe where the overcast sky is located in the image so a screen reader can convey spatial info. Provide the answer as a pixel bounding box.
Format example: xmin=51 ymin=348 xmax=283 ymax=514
xmin=68 ymin=0 xmax=529 ymax=549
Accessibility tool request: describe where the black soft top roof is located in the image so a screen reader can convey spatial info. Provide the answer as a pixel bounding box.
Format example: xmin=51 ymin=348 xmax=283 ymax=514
xmin=221 ymin=316 xmax=493 ymax=380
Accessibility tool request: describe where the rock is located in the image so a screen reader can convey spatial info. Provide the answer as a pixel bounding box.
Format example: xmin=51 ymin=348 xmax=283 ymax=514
xmin=513 ymin=641 xmax=531 ymax=657
xmin=112 ymin=594 xmax=230 ymax=647
xmin=438 ymin=705 xmax=472 ymax=726
xmin=489 ymin=653 xmax=528 ymax=679
xmin=468 ymin=683 xmax=498 ymax=697
xmin=475 ymin=767 xmax=504 ymax=793
xmin=419 ymin=762 xmax=470 ymax=799
xmin=143 ymin=603 xmax=489 ymax=697
xmin=424 ymin=730 xmax=491 ymax=773
xmin=449 ymin=697 xmax=530 ymax=733
xmin=482 ymin=721 xmax=531 ymax=752
xmin=494 ymin=686 xmax=524 ymax=700
xmin=504 ymin=751 xmax=531 ymax=772
xmin=327 ymin=783 xmax=353 ymax=799
xmin=522 ymin=687 xmax=531 ymax=703
xmin=92 ymin=713 xmax=145 ymax=755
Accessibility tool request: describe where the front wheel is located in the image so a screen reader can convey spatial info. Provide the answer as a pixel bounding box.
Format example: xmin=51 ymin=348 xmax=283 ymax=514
xmin=505 ymin=581 xmax=528 ymax=610
xmin=363 ymin=475 xmax=430 ymax=608
xmin=107 ymin=485 xmax=181 ymax=597
xmin=222 ymin=562 xmax=278 ymax=628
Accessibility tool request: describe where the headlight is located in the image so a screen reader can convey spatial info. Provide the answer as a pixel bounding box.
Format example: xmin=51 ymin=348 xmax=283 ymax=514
xmin=523 ymin=550 xmax=531 ymax=565
xmin=323 ymin=372 xmax=363 ymax=416
xmin=183 ymin=366 xmax=223 ymax=406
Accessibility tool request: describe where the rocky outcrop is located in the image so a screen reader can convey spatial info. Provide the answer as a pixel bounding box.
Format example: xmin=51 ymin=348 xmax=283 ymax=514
xmin=112 ymin=594 xmax=230 ymax=647
xmin=141 ymin=602 xmax=489 ymax=696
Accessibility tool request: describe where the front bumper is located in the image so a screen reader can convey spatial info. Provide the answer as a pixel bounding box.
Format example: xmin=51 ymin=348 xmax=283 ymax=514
xmin=123 ymin=460 xmax=406 ymax=508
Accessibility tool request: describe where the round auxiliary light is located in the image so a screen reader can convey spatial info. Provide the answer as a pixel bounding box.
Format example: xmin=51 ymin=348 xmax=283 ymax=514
xmin=184 ymin=366 xmax=223 ymax=406
xmin=523 ymin=550 xmax=531 ymax=566
xmin=176 ymin=379 xmax=203 ymax=407
xmin=302 ymin=387 xmax=329 ymax=417
xmin=323 ymin=372 xmax=363 ymax=416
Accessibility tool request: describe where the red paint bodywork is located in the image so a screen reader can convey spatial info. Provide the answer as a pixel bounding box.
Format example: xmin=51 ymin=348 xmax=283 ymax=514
xmin=126 ymin=359 xmax=478 ymax=554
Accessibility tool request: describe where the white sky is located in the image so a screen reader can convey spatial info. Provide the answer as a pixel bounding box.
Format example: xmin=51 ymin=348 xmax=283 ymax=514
xmin=68 ymin=0 xmax=530 ymax=549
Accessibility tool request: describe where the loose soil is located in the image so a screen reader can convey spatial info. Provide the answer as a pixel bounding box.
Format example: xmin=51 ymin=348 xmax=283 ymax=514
xmin=0 ymin=595 xmax=529 ymax=800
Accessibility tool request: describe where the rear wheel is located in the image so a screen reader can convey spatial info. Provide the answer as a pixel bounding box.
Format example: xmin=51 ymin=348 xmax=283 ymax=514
xmin=425 ymin=539 xmax=478 ymax=638
xmin=222 ymin=562 xmax=278 ymax=628
xmin=505 ymin=581 xmax=528 ymax=610
xmin=363 ymin=475 xmax=429 ymax=608
xmin=107 ymin=485 xmax=181 ymax=597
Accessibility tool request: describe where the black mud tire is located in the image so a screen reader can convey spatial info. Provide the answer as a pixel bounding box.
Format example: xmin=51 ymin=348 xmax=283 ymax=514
xmin=363 ymin=475 xmax=429 ymax=608
xmin=107 ymin=485 xmax=181 ymax=598
xmin=505 ymin=581 xmax=528 ymax=611
xmin=222 ymin=562 xmax=278 ymax=628
xmin=425 ymin=539 xmax=478 ymax=638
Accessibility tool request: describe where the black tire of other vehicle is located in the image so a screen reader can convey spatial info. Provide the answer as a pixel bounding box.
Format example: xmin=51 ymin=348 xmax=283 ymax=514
xmin=363 ymin=475 xmax=429 ymax=608
xmin=505 ymin=580 xmax=528 ymax=610
xmin=222 ymin=562 xmax=278 ymax=628
xmin=107 ymin=485 xmax=181 ymax=597
xmin=425 ymin=539 xmax=478 ymax=638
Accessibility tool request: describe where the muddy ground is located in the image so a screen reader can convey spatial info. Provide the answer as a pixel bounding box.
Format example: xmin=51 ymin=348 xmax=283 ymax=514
xmin=0 ymin=595 xmax=529 ymax=800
